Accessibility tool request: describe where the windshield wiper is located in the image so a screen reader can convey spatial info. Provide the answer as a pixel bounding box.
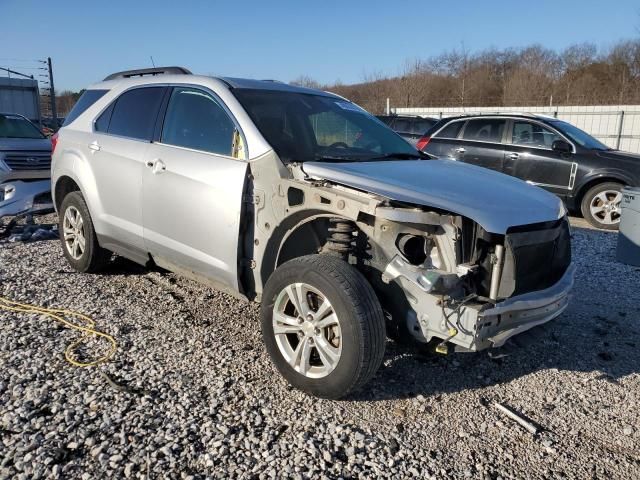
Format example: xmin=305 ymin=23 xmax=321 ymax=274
xmin=312 ymin=154 xmax=363 ymax=162
xmin=366 ymin=152 xmax=426 ymax=161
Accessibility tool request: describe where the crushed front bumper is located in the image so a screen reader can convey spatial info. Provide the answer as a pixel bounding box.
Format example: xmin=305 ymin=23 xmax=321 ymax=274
xmin=474 ymin=262 xmax=575 ymax=349
xmin=0 ymin=180 xmax=53 ymax=219
xmin=383 ymin=256 xmax=575 ymax=352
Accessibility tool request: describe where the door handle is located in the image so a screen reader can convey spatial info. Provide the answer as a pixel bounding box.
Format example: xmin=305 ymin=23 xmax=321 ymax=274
xmin=455 ymin=147 xmax=466 ymax=153
xmin=149 ymin=159 xmax=166 ymax=174
xmin=88 ymin=141 xmax=101 ymax=152
xmin=507 ymin=152 xmax=519 ymax=160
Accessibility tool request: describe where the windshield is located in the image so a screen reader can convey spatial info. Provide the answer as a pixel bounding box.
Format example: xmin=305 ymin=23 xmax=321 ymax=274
xmin=0 ymin=114 xmax=45 ymax=139
xmin=550 ymin=120 xmax=610 ymax=150
xmin=233 ymin=89 xmax=418 ymax=162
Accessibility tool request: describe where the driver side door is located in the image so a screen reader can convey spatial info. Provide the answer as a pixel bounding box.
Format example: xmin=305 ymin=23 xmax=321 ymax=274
xmin=142 ymin=86 xmax=248 ymax=291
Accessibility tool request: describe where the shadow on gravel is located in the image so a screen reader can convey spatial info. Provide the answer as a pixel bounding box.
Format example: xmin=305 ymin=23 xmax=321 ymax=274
xmin=95 ymin=256 xmax=155 ymax=276
xmin=353 ymin=226 xmax=640 ymax=402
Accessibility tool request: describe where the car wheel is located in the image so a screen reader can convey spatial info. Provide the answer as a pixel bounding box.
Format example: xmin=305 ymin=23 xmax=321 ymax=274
xmin=261 ymin=255 xmax=386 ymax=399
xmin=59 ymin=191 xmax=111 ymax=272
xmin=580 ymin=182 xmax=624 ymax=230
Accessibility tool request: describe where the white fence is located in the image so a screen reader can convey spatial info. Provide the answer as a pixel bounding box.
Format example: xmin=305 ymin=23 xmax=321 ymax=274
xmin=393 ymin=105 xmax=640 ymax=154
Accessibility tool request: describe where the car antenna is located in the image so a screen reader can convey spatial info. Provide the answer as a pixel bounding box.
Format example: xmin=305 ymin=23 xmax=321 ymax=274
xmin=150 ymin=55 xmax=156 ymax=68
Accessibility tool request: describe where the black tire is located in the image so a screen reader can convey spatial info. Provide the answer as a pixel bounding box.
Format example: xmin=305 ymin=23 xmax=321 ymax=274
xmin=261 ymin=255 xmax=386 ymax=399
xmin=580 ymin=182 xmax=624 ymax=230
xmin=58 ymin=191 xmax=111 ymax=272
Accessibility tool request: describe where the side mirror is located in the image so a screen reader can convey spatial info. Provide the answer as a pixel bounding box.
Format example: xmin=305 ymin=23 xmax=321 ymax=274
xmin=552 ymin=139 xmax=572 ymax=154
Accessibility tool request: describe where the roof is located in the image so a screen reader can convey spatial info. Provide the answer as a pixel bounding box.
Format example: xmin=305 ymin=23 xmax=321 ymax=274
xmin=95 ymin=66 xmax=339 ymax=98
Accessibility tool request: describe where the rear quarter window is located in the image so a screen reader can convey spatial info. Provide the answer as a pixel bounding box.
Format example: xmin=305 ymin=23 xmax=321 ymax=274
xmin=63 ymin=89 xmax=108 ymax=127
xmin=434 ymin=120 xmax=464 ymax=139
xmin=106 ymin=87 xmax=166 ymax=141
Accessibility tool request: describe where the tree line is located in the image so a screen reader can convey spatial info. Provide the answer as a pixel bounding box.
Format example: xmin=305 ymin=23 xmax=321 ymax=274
xmin=293 ymin=40 xmax=640 ymax=114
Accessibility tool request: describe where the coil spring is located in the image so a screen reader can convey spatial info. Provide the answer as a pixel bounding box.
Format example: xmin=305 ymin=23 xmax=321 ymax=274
xmin=326 ymin=218 xmax=356 ymax=259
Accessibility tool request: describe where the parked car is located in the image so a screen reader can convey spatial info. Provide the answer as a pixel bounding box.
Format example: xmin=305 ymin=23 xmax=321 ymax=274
xmin=52 ymin=67 xmax=573 ymax=398
xmin=0 ymin=112 xmax=53 ymax=217
xmin=418 ymin=114 xmax=640 ymax=230
xmin=377 ymin=114 xmax=438 ymax=146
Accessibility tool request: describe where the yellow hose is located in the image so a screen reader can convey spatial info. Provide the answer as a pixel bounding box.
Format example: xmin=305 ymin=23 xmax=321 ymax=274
xmin=0 ymin=296 xmax=116 ymax=367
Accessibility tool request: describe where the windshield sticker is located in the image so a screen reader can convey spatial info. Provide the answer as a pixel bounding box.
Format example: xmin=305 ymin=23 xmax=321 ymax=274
xmin=335 ymin=101 xmax=367 ymax=114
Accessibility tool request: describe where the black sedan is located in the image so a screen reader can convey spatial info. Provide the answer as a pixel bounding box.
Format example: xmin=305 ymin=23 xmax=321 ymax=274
xmin=419 ymin=114 xmax=640 ymax=230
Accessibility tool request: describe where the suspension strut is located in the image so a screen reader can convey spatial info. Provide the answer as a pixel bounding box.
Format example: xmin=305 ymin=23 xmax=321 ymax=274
xmin=326 ymin=218 xmax=357 ymax=260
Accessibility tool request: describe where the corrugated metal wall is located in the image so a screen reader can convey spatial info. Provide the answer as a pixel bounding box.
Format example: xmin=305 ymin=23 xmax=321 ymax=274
xmin=0 ymin=77 xmax=41 ymax=125
xmin=393 ymin=105 xmax=640 ymax=153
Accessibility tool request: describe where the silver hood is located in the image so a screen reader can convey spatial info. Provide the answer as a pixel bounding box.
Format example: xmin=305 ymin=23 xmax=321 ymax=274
xmin=302 ymin=159 xmax=564 ymax=234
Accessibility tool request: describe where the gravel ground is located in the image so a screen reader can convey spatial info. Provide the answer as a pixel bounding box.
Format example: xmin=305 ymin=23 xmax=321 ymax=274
xmin=1 ymin=215 xmax=639 ymax=479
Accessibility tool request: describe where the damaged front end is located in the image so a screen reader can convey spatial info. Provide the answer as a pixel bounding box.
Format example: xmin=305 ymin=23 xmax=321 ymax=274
xmin=0 ymin=180 xmax=53 ymax=219
xmin=376 ymin=209 xmax=574 ymax=352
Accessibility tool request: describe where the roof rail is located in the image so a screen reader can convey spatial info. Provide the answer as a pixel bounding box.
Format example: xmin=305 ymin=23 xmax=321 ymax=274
xmin=103 ymin=66 xmax=192 ymax=81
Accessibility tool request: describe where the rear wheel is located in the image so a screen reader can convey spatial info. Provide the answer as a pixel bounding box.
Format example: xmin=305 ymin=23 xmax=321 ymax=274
xmin=261 ymin=255 xmax=386 ymax=399
xmin=580 ymin=182 xmax=623 ymax=230
xmin=59 ymin=191 xmax=111 ymax=272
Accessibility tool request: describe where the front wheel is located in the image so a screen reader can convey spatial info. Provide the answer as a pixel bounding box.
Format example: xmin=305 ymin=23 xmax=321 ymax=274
xmin=580 ymin=182 xmax=624 ymax=230
xmin=261 ymin=255 xmax=386 ymax=399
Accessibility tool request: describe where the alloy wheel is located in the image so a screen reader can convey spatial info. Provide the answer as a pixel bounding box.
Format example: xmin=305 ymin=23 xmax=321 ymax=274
xmin=272 ymin=282 xmax=342 ymax=379
xmin=589 ymin=190 xmax=622 ymax=226
xmin=63 ymin=206 xmax=86 ymax=260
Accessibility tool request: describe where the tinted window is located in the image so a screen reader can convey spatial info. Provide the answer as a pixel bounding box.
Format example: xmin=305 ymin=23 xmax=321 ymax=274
xmin=63 ymin=89 xmax=108 ymax=126
xmin=234 ymin=89 xmax=417 ymax=163
xmin=462 ymin=119 xmax=506 ymax=143
xmin=511 ymin=121 xmax=561 ymax=149
xmin=394 ymin=119 xmax=411 ymax=132
xmin=435 ymin=120 xmax=464 ymax=139
xmin=108 ymin=87 xmax=165 ymax=141
xmin=94 ymin=103 xmax=114 ymax=132
xmin=161 ymin=88 xmax=235 ymax=155
xmin=411 ymin=119 xmax=435 ymax=134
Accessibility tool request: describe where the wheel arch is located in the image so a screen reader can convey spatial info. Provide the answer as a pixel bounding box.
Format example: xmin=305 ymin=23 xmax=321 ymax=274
xmin=574 ymin=173 xmax=629 ymax=208
xmin=53 ymin=175 xmax=82 ymax=212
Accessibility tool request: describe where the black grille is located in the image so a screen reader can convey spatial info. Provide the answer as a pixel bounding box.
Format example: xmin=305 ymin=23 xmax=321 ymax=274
xmin=499 ymin=218 xmax=571 ymax=298
xmin=3 ymin=151 xmax=52 ymax=171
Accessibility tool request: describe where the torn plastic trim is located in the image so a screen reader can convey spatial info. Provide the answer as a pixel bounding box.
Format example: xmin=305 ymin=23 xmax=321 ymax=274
xmin=0 ymin=180 xmax=53 ymax=219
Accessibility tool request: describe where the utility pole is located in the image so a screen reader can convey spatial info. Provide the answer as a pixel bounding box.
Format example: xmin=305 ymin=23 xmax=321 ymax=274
xmin=47 ymin=57 xmax=57 ymax=125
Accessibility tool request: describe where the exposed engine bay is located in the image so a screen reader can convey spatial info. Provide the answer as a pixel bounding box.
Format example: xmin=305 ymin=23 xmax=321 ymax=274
xmin=243 ymin=153 xmax=575 ymax=353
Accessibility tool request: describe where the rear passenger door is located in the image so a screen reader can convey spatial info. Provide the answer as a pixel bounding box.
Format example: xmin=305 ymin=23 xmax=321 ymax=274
xmin=457 ymin=118 xmax=507 ymax=172
xmin=142 ymin=86 xmax=248 ymax=292
xmin=89 ymin=86 xmax=167 ymax=255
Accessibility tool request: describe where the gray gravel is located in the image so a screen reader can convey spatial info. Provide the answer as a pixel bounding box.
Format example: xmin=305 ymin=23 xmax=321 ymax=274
xmin=1 ymin=215 xmax=639 ymax=479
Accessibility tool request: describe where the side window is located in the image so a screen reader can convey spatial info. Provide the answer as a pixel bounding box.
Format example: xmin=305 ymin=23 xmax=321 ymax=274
xmin=63 ymin=89 xmax=108 ymax=127
xmin=161 ymin=87 xmax=236 ymax=156
xmin=434 ymin=121 xmax=463 ymax=139
xmin=94 ymin=103 xmax=114 ymax=132
xmin=107 ymin=87 xmax=166 ymax=141
xmin=462 ymin=119 xmax=506 ymax=143
xmin=511 ymin=121 xmax=561 ymax=149
xmin=394 ymin=118 xmax=411 ymax=132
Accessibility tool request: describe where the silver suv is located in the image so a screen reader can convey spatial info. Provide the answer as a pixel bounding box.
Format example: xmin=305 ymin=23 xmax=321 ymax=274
xmin=52 ymin=67 xmax=574 ymax=399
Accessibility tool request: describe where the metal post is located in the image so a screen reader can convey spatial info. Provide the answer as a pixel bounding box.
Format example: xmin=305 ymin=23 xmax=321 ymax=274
xmin=616 ymin=110 xmax=625 ymax=150
xmin=47 ymin=57 xmax=57 ymax=127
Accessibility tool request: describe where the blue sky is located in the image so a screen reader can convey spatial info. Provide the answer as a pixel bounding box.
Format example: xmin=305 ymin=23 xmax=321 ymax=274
xmin=1 ymin=0 xmax=639 ymax=91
